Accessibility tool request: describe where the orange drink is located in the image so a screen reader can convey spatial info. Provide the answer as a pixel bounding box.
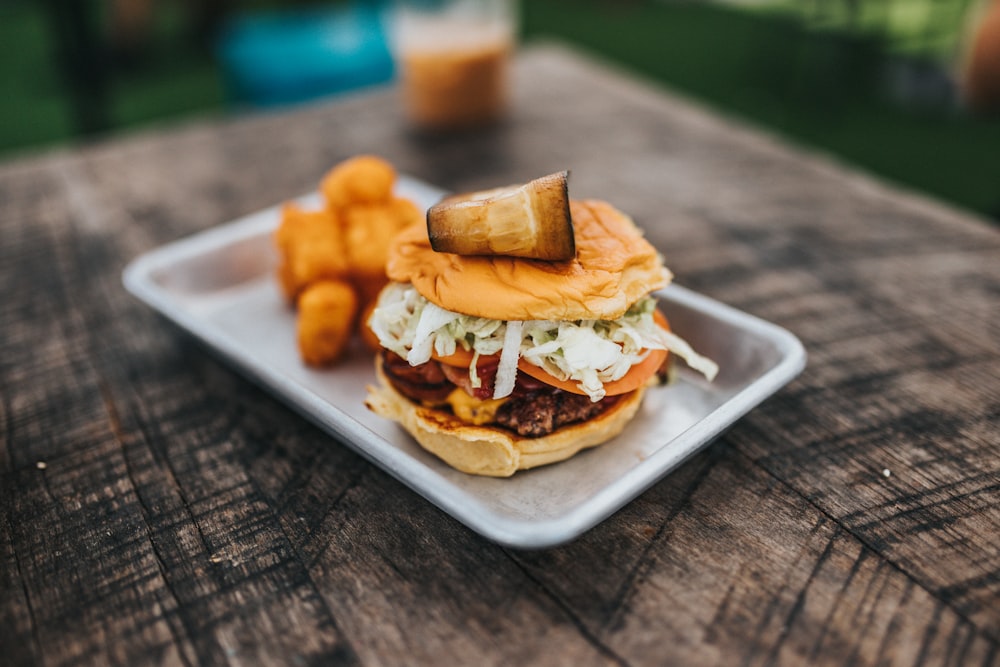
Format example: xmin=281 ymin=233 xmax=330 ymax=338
xmin=392 ymin=1 xmax=516 ymax=130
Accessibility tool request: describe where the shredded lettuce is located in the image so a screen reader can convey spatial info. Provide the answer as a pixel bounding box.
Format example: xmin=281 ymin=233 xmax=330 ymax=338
xmin=368 ymin=282 xmax=718 ymax=401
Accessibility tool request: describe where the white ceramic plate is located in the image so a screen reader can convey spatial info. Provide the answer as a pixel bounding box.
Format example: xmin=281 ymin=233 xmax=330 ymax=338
xmin=123 ymin=176 xmax=806 ymax=549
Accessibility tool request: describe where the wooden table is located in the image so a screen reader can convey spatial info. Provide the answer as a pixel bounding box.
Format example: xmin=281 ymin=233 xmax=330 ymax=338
xmin=3 ymin=43 xmax=998 ymax=666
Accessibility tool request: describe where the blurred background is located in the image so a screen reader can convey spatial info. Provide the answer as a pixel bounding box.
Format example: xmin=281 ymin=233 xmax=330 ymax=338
xmin=2 ymin=0 xmax=998 ymax=220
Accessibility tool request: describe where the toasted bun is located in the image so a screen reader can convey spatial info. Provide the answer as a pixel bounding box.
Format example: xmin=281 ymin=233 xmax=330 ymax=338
xmin=386 ymin=199 xmax=671 ymax=321
xmin=365 ymin=360 xmax=646 ymax=477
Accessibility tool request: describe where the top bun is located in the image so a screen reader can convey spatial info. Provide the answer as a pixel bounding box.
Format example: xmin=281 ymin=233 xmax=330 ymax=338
xmin=386 ymin=199 xmax=671 ymax=321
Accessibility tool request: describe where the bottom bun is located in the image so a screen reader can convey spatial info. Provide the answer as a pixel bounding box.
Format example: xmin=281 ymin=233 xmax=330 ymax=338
xmin=365 ymin=360 xmax=646 ymax=477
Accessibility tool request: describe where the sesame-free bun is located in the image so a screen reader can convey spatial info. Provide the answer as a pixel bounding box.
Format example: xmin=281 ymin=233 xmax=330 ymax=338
xmin=386 ymin=199 xmax=671 ymax=321
xmin=365 ymin=360 xmax=646 ymax=477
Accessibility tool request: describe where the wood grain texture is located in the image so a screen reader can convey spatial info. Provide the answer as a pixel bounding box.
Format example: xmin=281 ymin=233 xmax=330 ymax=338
xmin=1 ymin=43 xmax=998 ymax=666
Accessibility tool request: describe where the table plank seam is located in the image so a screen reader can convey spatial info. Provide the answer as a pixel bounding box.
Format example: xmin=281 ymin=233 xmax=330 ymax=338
xmin=747 ymin=444 xmax=1000 ymax=646
xmin=504 ymin=549 xmax=631 ymax=667
xmin=99 ymin=378 xmax=200 ymax=667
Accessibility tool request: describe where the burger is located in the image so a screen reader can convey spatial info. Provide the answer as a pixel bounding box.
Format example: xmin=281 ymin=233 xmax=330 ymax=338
xmin=364 ymin=179 xmax=717 ymax=477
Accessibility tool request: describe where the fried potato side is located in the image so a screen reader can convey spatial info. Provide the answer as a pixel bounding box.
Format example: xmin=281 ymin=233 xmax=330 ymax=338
xmin=274 ymin=204 xmax=349 ymax=302
xmin=385 ymin=196 xmax=422 ymax=230
xmin=343 ymin=200 xmax=417 ymax=274
xmin=321 ymin=155 xmax=396 ymax=209
xmin=277 ymin=156 xmax=420 ymax=367
xmin=296 ymin=280 xmax=359 ymax=366
xmin=343 ymin=198 xmax=423 ymax=306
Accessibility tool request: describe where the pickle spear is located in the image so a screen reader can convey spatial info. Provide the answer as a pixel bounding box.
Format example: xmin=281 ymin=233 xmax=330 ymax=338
xmin=426 ymin=171 xmax=575 ymax=261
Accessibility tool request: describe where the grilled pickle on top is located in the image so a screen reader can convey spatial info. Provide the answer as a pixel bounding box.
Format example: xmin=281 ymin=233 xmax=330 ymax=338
xmin=426 ymin=171 xmax=575 ymax=261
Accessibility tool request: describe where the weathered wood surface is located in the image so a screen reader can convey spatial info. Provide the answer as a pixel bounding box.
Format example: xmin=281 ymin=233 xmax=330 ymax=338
xmin=2 ymin=43 xmax=998 ymax=666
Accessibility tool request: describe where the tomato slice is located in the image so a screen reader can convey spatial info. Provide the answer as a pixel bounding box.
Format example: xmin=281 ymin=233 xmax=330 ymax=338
xmin=515 ymin=349 xmax=666 ymax=396
xmin=431 ymin=310 xmax=671 ymax=396
xmin=433 ymin=348 xmax=498 ymax=369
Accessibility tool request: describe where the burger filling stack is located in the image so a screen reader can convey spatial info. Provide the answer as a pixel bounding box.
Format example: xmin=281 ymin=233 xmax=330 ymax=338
xmin=365 ymin=171 xmax=717 ymax=477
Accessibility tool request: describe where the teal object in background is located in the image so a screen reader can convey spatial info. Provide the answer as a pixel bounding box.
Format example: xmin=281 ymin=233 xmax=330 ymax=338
xmin=216 ymin=4 xmax=395 ymax=106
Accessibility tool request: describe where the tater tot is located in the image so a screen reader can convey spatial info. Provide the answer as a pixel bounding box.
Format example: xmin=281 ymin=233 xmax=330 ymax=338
xmin=274 ymin=203 xmax=349 ymax=301
xmin=273 ymin=155 xmax=424 ymax=366
xmin=320 ymin=155 xmax=396 ymax=209
xmin=275 ymin=260 xmax=298 ymax=302
xmin=342 ymin=197 xmax=423 ymax=307
xmin=384 ymin=196 xmax=422 ymax=230
xmin=343 ymin=200 xmax=417 ymax=276
xmin=296 ymin=280 xmax=359 ymax=366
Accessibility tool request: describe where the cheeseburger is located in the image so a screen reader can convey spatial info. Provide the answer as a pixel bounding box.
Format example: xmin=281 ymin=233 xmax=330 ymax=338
xmin=365 ymin=178 xmax=717 ymax=477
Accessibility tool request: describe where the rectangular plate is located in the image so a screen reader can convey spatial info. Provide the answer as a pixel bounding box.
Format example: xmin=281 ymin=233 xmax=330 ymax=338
xmin=123 ymin=176 xmax=805 ymax=549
